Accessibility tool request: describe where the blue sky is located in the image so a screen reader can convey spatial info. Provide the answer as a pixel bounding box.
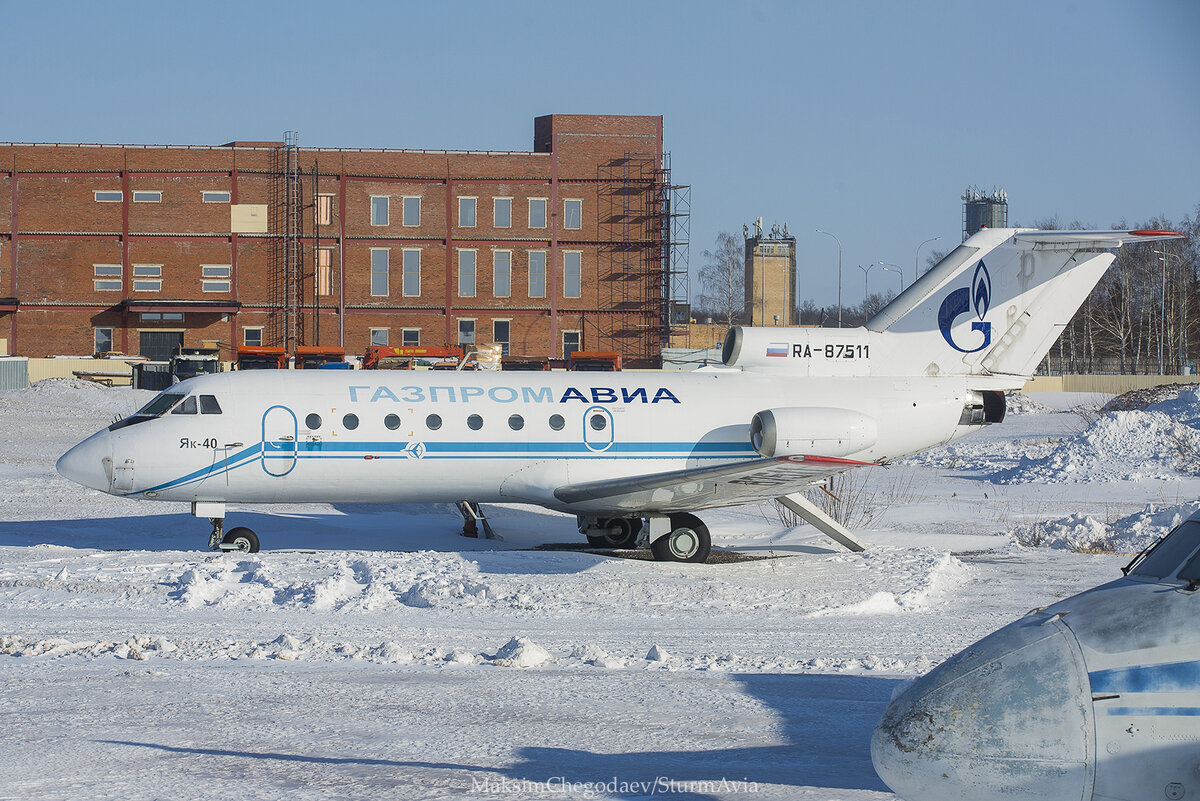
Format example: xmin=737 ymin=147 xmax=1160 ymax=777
xmin=3 ymin=0 xmax=1197 ymax=306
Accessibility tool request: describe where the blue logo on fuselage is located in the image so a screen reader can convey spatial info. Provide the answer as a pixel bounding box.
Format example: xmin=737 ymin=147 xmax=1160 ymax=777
xmin=938 ymin=261 xmax=992 ymax=353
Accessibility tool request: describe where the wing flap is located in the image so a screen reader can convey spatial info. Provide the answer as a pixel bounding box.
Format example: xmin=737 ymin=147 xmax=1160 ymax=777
xmin=553 ymin=454 xmax=872 ymax=513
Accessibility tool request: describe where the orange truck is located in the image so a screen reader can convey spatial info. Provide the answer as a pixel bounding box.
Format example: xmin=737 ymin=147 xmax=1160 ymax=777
xmin=362 ymin=345 xmax=464 ymax=370
xmin=295 ymin=346 xmax=347 ymax=369
xmin=235 ymin=346 xmax=287 ymax=370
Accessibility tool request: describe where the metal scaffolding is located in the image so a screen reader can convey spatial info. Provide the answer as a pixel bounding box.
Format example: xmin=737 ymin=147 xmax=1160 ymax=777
xmin=597 ymin=152 xmax=688 ymax=367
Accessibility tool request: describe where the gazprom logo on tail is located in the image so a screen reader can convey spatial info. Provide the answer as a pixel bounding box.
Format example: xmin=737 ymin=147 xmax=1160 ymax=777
xmin=938 ymin=261 xmax=992 ymax=353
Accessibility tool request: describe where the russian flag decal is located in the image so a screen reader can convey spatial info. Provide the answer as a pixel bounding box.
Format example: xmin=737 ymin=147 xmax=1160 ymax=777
xmin=766 ymin=343 xmax=789 ymax=357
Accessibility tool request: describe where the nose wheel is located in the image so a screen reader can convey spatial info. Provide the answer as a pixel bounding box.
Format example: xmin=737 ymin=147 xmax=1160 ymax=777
xmin=207 ymin=518 xmax=261 ymax=553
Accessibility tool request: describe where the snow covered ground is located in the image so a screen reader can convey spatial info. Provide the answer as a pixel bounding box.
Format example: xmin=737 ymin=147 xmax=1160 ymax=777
xmin=3 ymin=379 xmax=1198 ymax=800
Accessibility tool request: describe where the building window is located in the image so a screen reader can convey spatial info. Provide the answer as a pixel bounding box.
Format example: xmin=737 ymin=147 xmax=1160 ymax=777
xmin=458 ymin=319 xmax=476 ymax=346
xmin=132 ymin=190 xmax=162 ymax=203
xmin=529 ymin=198 xmax=547 ymax=229
xmin=370 ymin=328 xmax=389 ymax=347
xmin=201 ymin=264 xmax=231 ymax=292
xmin=563 ymin=330 xmax=582 ymax=359
xmin=494 ymin=197 xmax=512 ymax=228
xmin=493 ymin=250 xmax=511 ymax=298
xmin=528 ymin=251 xmax=546 ymax=298
xmin=202 ymin=191 xmax=231 ymax=203
xmin=94 ymin=328 xmax=114 ymax=355
xmin=402 ymin=328 xmax=420 ymax=347
xmin=402 ymin=249 xmax=421 ymax=297
xmin=403 ymin=196 xmax=420 ymax=226
xmin=94 ymin=191 xmax=122 ymax=202
xmin=243 ymin=327 xmax=264 ymax=347
xmin=317 ymin=249 xmax=333 ymax=296
xmin=93 ymin=264 xmax=122 ymax=292
xmin=141 ymin=312 xmax=182 ymax=322
xmin=458 ymin=196 xmax=476 ymax=227
xmin=563 ymin=252 xmax=581 ymax=298
xmin=316 ymin=194 xmax=334 ymax=226
xmin=370 ymin=248 xmax=389 ymax=296
xmin=564 ymin=199 xmax=582 ymax=229
xmin=133 ymin=264 xmax=162 ymax=293
xmin=493 ymin=319 xmax=510 ymax=356
xmin=458 ymin=249 xmax=476 ymax=297
xmin=370 ymin=196 xmax=389 ymax=226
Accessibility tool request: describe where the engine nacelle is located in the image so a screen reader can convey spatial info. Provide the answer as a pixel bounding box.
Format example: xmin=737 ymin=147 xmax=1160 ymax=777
xmin=749 ymin=407 xmax=878 ymax=458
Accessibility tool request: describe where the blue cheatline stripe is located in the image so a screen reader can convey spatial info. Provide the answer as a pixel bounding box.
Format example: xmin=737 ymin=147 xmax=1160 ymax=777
xmin=136 ymin=443 xmax=263 ymax=495
xmin=1102 ymin=707 xmax=1200 ymax=717
xmin=135 ymin=439 xmax=754 ymax=494
xmin=291 ymin=440 xmax=754 ymax=455
xmin=1089 ymin=660 xmax=1200 ymax=694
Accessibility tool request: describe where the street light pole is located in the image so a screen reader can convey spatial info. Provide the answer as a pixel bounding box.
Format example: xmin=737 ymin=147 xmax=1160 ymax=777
xmin=914 ymin=236 xmax=941 ymax=283
xmin=857 ymin=263 xmax=875 ymax=308
xmin=816 ymin=229 xmax=843 ymax=327
xmin=878 ymin=263 xmax=904 ymax=291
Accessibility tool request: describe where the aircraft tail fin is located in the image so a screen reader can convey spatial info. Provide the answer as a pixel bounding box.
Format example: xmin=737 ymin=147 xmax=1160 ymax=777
xmin=865 ymin=228 xmax=1186 ymax=380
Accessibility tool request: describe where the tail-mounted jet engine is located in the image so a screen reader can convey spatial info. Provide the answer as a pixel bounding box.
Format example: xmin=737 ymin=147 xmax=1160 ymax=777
xmin=749 ymin=407 xmax=878 ymax=458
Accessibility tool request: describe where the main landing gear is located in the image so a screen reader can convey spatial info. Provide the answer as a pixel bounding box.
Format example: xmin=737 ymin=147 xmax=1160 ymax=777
xmin=195 ymin=502 xmax=261 ymax=554
xmin=578 ymin=514 xmax=712 ymax=563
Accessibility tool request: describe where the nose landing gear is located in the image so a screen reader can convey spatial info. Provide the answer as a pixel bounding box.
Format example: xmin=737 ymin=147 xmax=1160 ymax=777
xmin=196 ymin=502 xmax=261 ymax=554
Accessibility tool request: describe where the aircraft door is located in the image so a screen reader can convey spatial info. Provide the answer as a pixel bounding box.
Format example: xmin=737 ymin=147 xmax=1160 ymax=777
xmin=582 ymin=405 xmax=615 ymax=453
xmin=261 ymin=405 xmax=298 ymax=477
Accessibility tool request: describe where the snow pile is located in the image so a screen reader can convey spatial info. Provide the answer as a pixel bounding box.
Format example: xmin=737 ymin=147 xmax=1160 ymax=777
xmin=995 ymin=410 xmax=1200 ymax=483
xmin=1013 ymin=500 xmax=1200 ymax=553
xmin=809 ymin=553 xmax=969 ymax=617
xmin=1 ymin=378 xmax=150 ymax=416
xmin=491 ymin=636 xmax=553 ymax=668
xmin=1005 ymin=392 xmax=1055 ymax=416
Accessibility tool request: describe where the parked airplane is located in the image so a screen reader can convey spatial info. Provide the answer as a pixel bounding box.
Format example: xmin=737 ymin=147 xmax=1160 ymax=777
xmin=872 ymin=510 xmax=1200 ymax=801
xmin=57 ymin=228 xmax=1184 ymax=560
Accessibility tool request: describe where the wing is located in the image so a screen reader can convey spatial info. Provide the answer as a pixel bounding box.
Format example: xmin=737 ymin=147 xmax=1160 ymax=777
xmin=553 ymin=454 xmax=873 ymax=514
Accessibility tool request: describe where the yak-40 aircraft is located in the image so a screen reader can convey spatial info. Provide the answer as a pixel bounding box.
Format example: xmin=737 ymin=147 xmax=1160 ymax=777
xmin=58 ymin=227 xmax=1184 ymax=561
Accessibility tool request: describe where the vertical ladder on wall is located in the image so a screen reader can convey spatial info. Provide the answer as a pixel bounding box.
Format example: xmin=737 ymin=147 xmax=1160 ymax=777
xmin=267 ymin=145 xmax=287 ymax=347
xmin=283 ymin=131 xmax=302 ymax=352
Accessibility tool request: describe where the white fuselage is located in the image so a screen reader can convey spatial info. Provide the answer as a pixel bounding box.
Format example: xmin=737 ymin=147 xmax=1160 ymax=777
xmin=61 ymin=369 xmax=978 ymax=515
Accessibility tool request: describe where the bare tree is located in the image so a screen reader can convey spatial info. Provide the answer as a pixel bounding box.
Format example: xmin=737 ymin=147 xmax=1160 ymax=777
xmin=698 ymin=232 xmax=745 ymax=329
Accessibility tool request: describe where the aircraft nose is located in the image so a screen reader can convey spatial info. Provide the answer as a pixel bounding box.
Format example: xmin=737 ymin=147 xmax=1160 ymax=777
xmin=872 ymin=613 xmax=1094 ymax=801
xmin=56 ymin=430 xmax=113 ymax=493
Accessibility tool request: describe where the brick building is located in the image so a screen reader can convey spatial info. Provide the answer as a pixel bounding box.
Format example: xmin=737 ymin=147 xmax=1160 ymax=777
xmin=0 ymin=114 xmax=682 ymax=366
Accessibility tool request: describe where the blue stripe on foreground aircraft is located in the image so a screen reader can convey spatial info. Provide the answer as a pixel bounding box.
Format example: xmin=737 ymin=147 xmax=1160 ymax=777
xmin=58 ymin=228 xmax=1185 ymax=561
xmin=873 ymin=510 xmax=1200 ymax=801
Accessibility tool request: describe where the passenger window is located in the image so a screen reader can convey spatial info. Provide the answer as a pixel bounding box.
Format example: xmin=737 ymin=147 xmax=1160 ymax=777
xmin=467 ymin=414 xmax=483 ymax=431
xmin=171 ymin=396 xmax=198 ymax=415
xmin=199 ymin=395 xmax=222 ymax=415
xmin=589 ymin=414 xmax=607 ymax=431
xmin=306 ymin=413 xmax=322 ymax=430
xmin=426 ymin=414 xmax=442 ymax=431
xmin=508 ymin=414 xmax=524 ymax=431
xmin=343 ymin=413 xmax=359 ymax=430
xmin=548 ymin=414 xmax=565 ymax=431
xmin=384 ymin=414 xmax=401 ymax=430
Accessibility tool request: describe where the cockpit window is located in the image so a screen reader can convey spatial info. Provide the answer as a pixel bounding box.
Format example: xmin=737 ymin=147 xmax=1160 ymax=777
xmin=139 ymin=393 xmax=185 ymax=417
xmin=199 ymin=395 xmax=222 ymax=415
xmin=171 ymin=396 xmax=198 ymax=415
xmin=109 ymin=392 xmax=186 ymax=430
xmin=1126 ymin=520 xmax=1200 ymax=581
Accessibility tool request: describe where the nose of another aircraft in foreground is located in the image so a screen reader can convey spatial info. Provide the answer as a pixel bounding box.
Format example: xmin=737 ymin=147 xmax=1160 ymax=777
xmin=872 ymin=612 xmax=1094 ymax=801
xmin=56 ymin=430 xmax=113 ymax=493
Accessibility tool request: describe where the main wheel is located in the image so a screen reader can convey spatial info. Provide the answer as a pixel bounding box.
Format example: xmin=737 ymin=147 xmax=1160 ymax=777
xmin=586 ymin=517 xmax=641 ymax=549
xmin=650 ymin=514 xmax=711 ymax=563
xmin=221 ymin=527 xmax=260 ymax=553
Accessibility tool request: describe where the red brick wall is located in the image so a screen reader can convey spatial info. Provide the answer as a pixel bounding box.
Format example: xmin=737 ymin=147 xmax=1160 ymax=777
xmin=0 ymin=114 xmax=668 ymax=364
